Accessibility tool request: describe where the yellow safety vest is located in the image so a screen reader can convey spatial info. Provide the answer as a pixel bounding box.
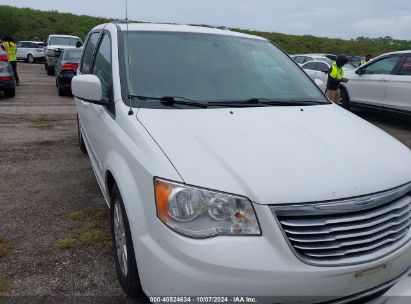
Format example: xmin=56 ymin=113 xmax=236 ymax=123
xmin=329 ymin=63 xmax=344 ymax=80
xmin=360 ymin=59 xmax=367 ymax=66
xmin=3 ymin=41 xmax=17 ymax=62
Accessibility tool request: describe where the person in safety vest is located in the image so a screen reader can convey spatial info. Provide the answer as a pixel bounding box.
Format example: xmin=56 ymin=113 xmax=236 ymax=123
xmin=2 ymin=36 xmax=20 ymax=86
xmin=325 ymin=55 xmax=348 ymax=104
xmin=360 ymin=54 xmax=372 ymax=66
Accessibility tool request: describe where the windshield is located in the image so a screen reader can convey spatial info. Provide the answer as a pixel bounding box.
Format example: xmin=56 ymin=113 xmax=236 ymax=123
xmin=49 ymin=37 xmax=80 ymax=46
xmin=122 ymin=32 xmax=327 ymax=105
xmin=63 ymin=49 xmax=82 ymax=60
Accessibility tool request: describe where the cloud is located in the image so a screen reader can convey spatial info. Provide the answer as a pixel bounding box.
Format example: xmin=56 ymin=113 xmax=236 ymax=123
xmin=352 ymin=14 xmax=411 ymax=39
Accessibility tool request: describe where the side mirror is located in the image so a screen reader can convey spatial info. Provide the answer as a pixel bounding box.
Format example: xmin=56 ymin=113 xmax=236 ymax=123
xmin=321 ymin=69 xmax=329 ymax=74
xmin=356 ymin=68 xmax=365 ymax=75
xmin=72 ymin=74 xmax=107 ymax=105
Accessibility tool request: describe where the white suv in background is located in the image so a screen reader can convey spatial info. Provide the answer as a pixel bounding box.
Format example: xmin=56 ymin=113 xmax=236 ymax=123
xmin=72 ymin=22 xmax=411 ymax=303
xmin=16 ymin=41 xmax=45 ymax=63
xmin=345 ymin=50 xmax=411 ymax=115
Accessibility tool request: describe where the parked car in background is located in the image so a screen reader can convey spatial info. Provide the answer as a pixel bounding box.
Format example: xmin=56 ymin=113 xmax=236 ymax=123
xmin=291 ymin=54 xmax=333 ymax=65
xmin=16 ymin=41 xmax=45 ymax=63
xmin=346 ymin=56 xmax=364 ymax=67
xmin=0 ymin=49 xmax=16 ymax=98
xmin=44 ymin=34 xmax=82 ymax=75
xmin=55 ymin=48 xmax=82 ymax=96
xmin=345 ymin=50 xmax=411 ymax=114
xmin=73 ymin=22 xmax=411 ymax=302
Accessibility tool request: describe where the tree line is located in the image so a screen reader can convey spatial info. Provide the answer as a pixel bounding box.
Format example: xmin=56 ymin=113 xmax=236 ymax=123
xmin=1 ymin=5 xmax=410 ymax=56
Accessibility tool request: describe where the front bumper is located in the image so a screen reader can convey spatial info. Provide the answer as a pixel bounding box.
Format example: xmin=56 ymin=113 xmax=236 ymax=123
xmin=131 ymin=203 xmax=411 ymax=303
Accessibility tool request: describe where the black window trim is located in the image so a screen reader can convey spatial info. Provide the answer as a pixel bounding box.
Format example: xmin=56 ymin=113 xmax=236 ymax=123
xmin=395 ymin=54 xmax=411 ymax=76
xmin=79 ymin=30 xmax=102 ymax=75
xmin=89 ymin=29 xmax=115 ymax=116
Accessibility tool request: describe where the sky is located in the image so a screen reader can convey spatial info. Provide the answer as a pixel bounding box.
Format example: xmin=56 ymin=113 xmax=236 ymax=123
xmin=2 ymin=0 xmax=411 ymax=40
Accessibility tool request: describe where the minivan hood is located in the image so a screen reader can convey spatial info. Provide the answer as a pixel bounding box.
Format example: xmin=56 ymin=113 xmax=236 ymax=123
xmin=137 ymin=105 xmax=411 ymax=205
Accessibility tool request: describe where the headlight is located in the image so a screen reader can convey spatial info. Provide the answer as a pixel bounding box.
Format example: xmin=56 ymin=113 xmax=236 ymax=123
xmin=154 ymin=178 xmax=261 ymax=238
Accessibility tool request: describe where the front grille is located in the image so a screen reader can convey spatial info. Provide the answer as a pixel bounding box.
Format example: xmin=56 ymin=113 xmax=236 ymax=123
xmin=272 ymin=183 xmax=411 ymax=266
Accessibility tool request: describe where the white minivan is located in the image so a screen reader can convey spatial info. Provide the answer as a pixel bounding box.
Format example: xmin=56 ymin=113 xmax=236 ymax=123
xmin=72 ymin=22 xmax=411 ymax=303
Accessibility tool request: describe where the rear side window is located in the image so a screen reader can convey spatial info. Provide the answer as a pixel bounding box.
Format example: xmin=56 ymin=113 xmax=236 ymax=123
xmin=398 ymin=57 xmax=411 ymax=75
xmin=302 ymin=62 xmax=317 ymax=70
xmin=80 ymin=32 xmax=100 ymax=74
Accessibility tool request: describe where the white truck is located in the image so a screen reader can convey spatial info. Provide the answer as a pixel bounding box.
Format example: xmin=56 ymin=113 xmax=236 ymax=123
xmin=44 ymin=34 xmax=82 ymax=75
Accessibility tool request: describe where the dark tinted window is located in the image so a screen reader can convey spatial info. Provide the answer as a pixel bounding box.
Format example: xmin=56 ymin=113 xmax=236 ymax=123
xmin=294 ymin=56 xmax=305 ymax=64
xmin=316 ymin=62 xmax=329 ymax=72
xmin=63 ymin=49 xmax=82 ymax=60
xmin=398 ymin=57 xmax=411 ymax=75
xmin=21 ymin=42 xmax=31 ymax=48
xmin=80 ymin=32 xmax=100 ymax=74
xmin=303 ymin=57 xmax=314 ymax=63
xmin=49 ymin=37 xmax=80 ymax=46
xmin=302 ymin=62 xmax=317 ymax=70
xmin=92 ymin=34 xmax=112 ymax=100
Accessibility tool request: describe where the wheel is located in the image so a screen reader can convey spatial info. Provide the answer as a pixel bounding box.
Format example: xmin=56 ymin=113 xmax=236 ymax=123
xmin=4 ymin=89 xmax=15 ymax=98
xmin=110 ymin=184 xmax=144 ymax=298
xmin=340 ymin=87 xmax=350 ymax=110
xmin=58 ymin=86 xmax=65 ymax=96
xmin=47 ymin=68 xmax=54 ymax=76
xmin=77 ymin=115 xmax=87 ymax=154
xmin=45 ymin=63 xmax=48 ymax=70
xmin=27 ymin=54 xmax=34 ymax=64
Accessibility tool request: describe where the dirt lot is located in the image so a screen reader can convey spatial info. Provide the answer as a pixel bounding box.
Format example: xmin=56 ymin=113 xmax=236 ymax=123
xmin=0 ymin=63 xmax=410 ymax=301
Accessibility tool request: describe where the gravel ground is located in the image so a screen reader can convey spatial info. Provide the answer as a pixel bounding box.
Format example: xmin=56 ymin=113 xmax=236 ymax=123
xmin=0 ymin=63 xmax=410 ymax=302
xmin=0 ymin=63 xmax=134 ymax=303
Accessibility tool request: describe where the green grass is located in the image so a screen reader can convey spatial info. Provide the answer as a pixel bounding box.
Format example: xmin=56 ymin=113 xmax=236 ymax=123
xmin=79 ymin=232 xmax=101 ymax=244
xmin=0 ymin=276 xmax=13 ymax=295
xmin=29 ymin=117 xmax=56 ymax=129
xmin=70 ymin=210 xmax=87 ymax=221
xmin=0 ymin=235 xmax=13 ymax=258
xmin=55 ymin=237 xmax=75 ymax=249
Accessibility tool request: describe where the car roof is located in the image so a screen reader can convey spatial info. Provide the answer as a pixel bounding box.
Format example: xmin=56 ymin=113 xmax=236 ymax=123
xmin=48 ymin=35 xmax=80 ymax=39
xmin=381 ymin=50 xmax=411 ymax=56
xmin=96 ymin=23 xmax=267 ymax=41
xmin=19 ymin=41 xmax=43 ymax=44
xmin=302 ymin=60 xmax=330 ymax=66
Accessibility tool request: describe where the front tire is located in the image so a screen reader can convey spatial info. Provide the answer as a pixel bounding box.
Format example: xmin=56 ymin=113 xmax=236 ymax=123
xmin=47 ymin=67 xmax=54 ymax=76
xmin=27 ymin=54 xmax=34 ymax=64
xmin=110 ymin=185 xmax=144 ymax=298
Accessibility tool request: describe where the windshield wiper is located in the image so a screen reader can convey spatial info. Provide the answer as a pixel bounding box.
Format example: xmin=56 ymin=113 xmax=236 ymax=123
xmin=129 ymin=95 xmax=208 ymax=108
xmin=208 ymin=98 xmax=328 ymax=107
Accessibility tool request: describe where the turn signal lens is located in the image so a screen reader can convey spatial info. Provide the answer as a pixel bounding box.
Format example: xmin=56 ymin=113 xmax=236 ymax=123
xmin=154 ymin=178 xmax=261 ymax=238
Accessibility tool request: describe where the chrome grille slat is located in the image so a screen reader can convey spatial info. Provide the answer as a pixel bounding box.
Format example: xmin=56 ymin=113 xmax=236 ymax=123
xmin=303 ymin=229 xmax=409 ymax=258
xmin=289 ymin=216 xmax=410 ymax=242
xmin=283 ymin=206 xmax=410 ymax=235
xmin=293 ymin=220 xmax=410 ymax=250
xmin=279 ymin=196 xmax=411 ymax=227
xmin=271 ymin=183 xmax=411 ymax=266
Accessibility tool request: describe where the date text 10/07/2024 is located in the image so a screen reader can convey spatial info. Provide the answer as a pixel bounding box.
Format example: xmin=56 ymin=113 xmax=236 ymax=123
xmin=150 ymin=297 xmax=258 ymax=303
